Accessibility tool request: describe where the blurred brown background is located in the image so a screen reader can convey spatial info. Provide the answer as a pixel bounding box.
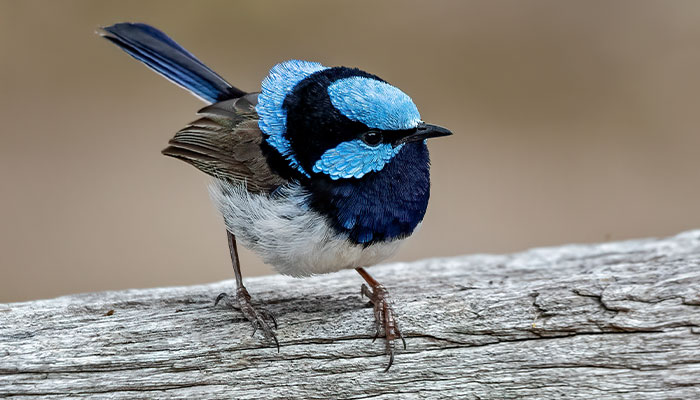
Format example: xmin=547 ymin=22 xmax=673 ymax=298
xmin=1 ymin=0 xmax=699 ymax=303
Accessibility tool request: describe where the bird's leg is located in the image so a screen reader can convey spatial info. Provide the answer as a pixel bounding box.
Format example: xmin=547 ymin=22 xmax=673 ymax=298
xmin=215 ymin=230 xmax=278 ymax=350
xmin=356 ymin=267 xmax=406 ymax=372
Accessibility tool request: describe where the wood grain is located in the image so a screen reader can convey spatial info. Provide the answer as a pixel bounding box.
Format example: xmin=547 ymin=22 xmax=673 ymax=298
xmin=2 ymin=231 xmax=700 ymax=399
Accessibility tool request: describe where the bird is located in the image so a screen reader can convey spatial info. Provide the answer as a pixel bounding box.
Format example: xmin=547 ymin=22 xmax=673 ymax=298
xmin=100 ymin=22 xmax=452 ymax=371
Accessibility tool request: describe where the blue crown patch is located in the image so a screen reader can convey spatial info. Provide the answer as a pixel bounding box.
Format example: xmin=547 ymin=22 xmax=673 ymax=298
xmin=327 ymin=77 xmax=421 ymax=131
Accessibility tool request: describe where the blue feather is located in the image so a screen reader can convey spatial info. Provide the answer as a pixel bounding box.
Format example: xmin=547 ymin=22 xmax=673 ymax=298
xmin=100 ymin=23 xmax=244 ymax=103
xmin=312 ymin=139 xmax=405 ymax=180
xmin=327 ymin=76 xmax=421 ymax=130
xmin=257 ymin=60 xmax=328 ymax=176
xmin=310 ymin=141 xmax=431 ymax=244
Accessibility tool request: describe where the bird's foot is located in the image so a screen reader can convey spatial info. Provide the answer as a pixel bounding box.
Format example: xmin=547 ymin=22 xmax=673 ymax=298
xmin=215 ymin=287 xmax=279 ymax=350
xmin=361 ymin=283 xmax=406 ymax=372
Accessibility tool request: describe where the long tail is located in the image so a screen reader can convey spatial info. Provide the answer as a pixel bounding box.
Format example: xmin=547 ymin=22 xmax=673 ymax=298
xmin=100 ymin=23 xmax=245 ymax=103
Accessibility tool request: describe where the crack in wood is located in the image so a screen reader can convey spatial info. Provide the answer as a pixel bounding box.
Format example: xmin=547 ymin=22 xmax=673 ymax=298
xmin=1 ymin=230 xmax=700 ymax=399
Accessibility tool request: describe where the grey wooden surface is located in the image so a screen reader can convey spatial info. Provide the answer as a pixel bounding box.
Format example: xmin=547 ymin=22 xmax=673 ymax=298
xmin=1 ymin=231 xmax=700 ymax=399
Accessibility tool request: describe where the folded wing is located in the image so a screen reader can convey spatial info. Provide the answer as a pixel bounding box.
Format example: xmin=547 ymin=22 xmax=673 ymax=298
xmin=162 ymin=94 xmax=286 ymax=193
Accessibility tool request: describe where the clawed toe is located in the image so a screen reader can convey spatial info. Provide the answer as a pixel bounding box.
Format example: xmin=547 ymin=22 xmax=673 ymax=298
xmin=214 ymin=292 xmax=237 ymax=309
xmin=360 ymin=282 xmax=406 ymax=372
xmin=214 ymin=289 xmax=279 ymax=351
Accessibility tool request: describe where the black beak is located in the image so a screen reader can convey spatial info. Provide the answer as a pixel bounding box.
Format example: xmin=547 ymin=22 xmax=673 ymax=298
xmin=399 ymin=123 xmax=453 ymax=144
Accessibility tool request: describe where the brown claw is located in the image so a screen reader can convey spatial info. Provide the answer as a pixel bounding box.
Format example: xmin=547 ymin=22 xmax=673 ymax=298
xmin=215 ymin=289 xmax=279 ymax=351
xmin=361 ymin=282 xmax=405 ymax=371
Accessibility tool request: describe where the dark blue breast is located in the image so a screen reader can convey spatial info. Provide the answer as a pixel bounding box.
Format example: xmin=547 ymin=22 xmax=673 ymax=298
xmin=307 ymin=141 xmax=431 ymax=245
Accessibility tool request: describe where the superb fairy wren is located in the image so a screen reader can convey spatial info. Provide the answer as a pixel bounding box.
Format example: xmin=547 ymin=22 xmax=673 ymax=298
xmin=100 ymin=23 xmax=451 ymax=371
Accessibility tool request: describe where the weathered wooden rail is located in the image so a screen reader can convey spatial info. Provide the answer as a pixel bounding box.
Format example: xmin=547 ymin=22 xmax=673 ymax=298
xmin=1 ymin=231 xmax=699 ymax=399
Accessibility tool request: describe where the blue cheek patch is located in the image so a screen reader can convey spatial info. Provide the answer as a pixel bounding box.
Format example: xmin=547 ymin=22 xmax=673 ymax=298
xmin=312 ymin=139 xmax=405 ymax=180
xmin=256 ymin=60 xmax=328 ymax=176
xmin=327 ymin=77 xmax=421 ymax=130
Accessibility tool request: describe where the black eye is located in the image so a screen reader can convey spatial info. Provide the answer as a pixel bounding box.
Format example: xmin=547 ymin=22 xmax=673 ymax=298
xmin=362 ymin=130 xmax=382 ymax=146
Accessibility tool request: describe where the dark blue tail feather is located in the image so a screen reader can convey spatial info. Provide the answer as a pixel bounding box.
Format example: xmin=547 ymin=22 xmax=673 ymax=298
xmin=101 ymin=23 xmax=245 ymax=103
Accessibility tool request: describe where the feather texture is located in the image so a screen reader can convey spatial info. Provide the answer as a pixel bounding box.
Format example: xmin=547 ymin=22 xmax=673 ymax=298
xmin=256 ymin=60 xmax=328 ymax=176
xmin=209 ymin=180 xmax=403 ymax=276
xmin=327 ymin=76 xmax=421 ymax=130
xmin=312 ymin=140 xmax=405 ymax=180
xmin=308 ymin=141 xmax=431 ymax=244
xmin=100 ymin=23 xmax=245 ymax=103
xmin=162 ymin=95 xmax=286 ymax=193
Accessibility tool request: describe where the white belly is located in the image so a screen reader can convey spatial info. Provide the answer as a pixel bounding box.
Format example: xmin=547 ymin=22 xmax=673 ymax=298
xmin=208 ymin=179 xmax=403 ymax=277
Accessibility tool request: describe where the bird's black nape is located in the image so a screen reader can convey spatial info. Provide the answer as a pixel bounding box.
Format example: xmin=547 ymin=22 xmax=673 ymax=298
xmin=99 ymin=23 xmax=246 ymax=103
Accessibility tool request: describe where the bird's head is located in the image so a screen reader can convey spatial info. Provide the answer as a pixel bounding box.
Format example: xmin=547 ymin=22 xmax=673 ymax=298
xmin=256 ymin=60 xmax=451 ymax=180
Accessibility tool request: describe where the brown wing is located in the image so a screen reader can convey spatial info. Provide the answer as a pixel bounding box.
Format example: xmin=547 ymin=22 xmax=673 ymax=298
xmin=162 ymin=94 xmax=287 ymax=193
